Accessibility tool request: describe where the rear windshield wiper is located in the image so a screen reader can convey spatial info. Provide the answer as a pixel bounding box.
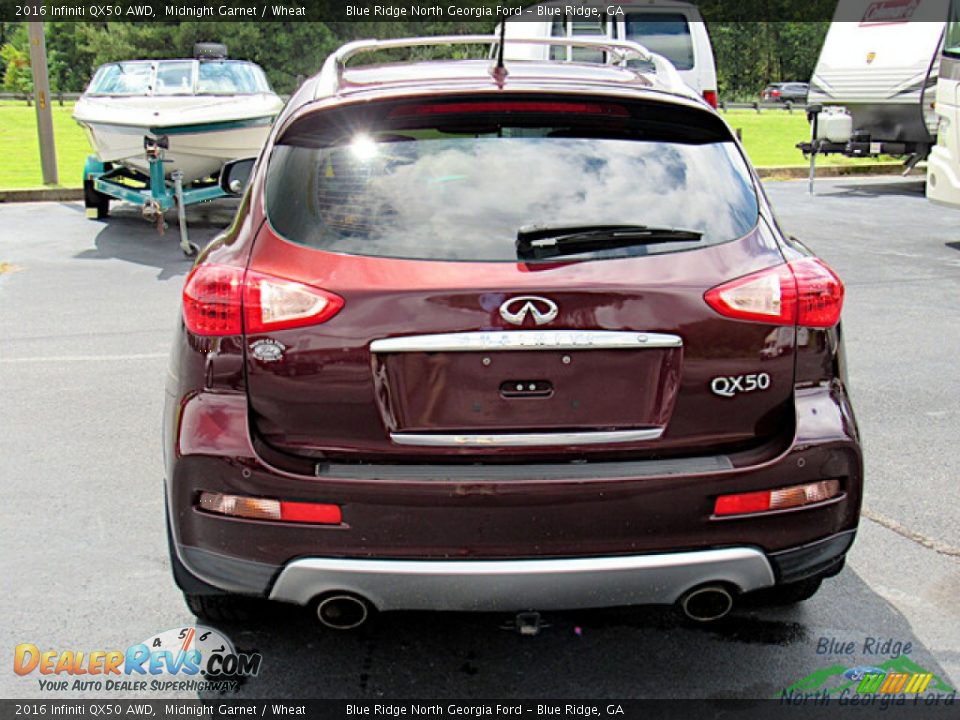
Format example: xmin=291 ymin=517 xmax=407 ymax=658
xmin=516 ymin=224 xmax=702 ymax=260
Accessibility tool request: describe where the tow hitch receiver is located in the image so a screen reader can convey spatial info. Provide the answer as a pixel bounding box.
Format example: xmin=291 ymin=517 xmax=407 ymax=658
xmin=502 ymin=611 xmax=548 ymax=636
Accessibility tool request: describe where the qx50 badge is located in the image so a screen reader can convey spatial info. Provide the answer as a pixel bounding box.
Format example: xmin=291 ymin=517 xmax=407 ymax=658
xmin=711 ymin=372 xmax=771 ymax=398
xmin=499 ymin=296 xmax=559 ymax=326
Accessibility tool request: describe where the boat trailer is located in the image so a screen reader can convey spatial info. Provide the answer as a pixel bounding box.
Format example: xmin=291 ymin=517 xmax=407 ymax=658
xmin=83 ymin=135 xmax=229 ymax=257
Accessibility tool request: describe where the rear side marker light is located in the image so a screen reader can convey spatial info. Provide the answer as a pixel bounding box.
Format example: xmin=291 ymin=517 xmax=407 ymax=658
xmin=182 ymin=265 xmax=344 ymax=337
xmin=388 ymin=101 xmax=630 ymax=118
xmin=704 ymin=258 xmax=844 ymax=328
xmin=198 ymin=492 xmax=342 ymax=525
xmin=713 ymin=480 xmax=841 ymax=517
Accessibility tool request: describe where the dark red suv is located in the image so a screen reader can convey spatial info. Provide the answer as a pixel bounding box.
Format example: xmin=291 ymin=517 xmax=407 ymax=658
xmin=164 ymin=36 xmax=861 ymax=629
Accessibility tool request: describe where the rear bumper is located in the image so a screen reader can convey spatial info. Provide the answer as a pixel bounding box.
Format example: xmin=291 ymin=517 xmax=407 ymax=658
xmin=927 ymin=145 xmax=960 ymax=208
xmin=173 ymin=530 xmax=855 ymax=610
xmin=165 ymin=382 xmax=862 ymax=607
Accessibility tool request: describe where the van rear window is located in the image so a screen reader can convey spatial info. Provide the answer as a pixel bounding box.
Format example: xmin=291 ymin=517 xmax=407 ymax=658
xmin=265 ymin=98 xmax=758 ymax=263
xmin=625 ymin=13 xmax=695 ymax=71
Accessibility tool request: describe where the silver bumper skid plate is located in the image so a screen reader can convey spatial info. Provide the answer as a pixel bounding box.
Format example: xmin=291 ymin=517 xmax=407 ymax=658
xmin=269 ymin=547 xmax=775 ymax=611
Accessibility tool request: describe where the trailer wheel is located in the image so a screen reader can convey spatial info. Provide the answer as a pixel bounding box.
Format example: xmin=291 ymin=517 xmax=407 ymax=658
xmin=84 ymin=180 xmax=110 ymax=220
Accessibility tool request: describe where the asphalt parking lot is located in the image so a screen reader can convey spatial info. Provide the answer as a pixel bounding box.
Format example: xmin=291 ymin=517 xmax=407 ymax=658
xmin=2 ymin=176 xmax=959 ymax=700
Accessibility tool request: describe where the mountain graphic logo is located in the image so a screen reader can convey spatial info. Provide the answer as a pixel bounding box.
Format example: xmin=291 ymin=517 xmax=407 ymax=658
xmin=783 ymin=656 xmax=955 ymax=698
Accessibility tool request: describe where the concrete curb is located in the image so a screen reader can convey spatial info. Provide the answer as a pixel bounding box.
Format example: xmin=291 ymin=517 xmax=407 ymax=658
xmin=0 ymin=163 xmax=923 ymax=203
xmin=756 ymin=163 xmax=921 ymax=180
xmin=0 ymin=188 xmax=84 ymax=203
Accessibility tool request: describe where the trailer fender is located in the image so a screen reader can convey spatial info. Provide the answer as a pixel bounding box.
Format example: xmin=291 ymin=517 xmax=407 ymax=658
xmin=83 ymin=155 xmax=106 ymax=182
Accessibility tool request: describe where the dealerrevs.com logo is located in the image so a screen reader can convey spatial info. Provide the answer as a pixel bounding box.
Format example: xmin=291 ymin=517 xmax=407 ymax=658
xmin=13 ymin=626 xmax=262 ymax=693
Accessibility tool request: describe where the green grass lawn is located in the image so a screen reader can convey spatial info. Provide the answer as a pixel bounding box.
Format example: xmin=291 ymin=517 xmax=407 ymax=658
xmin=0 ymin=100 xmax=91 ymax=189
xmin=721 ymin=109 xmax=894 ymax=168
xmin=0 ymin=101 xmax=894 ymax=190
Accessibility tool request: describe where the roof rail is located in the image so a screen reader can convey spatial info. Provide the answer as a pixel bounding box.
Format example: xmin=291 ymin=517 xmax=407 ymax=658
xmin=316 ymin=35 xmax=684 ymax=98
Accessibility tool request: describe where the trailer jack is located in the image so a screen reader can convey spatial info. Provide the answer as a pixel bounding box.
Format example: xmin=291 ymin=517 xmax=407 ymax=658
xmin=172 ymin=171 xmax=199 ymax=257
xmin=83 ymin=134 xmax=225 ymax=257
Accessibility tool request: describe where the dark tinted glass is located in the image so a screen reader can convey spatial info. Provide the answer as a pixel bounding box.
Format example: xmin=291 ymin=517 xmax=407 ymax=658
xmin=266 ymin=101 xmax=758 ymax=262
xmin=624 ymin=14 xmax=694 ymax=71
xmin=946 ymin=1 xmax=960 ymax=57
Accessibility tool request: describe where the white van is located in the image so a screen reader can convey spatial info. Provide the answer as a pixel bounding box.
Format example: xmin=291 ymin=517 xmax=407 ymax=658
xmin=500 ymin=0 xmax=718 ymax=107
xmin=928 ymin=0 xmax=960 ymax=207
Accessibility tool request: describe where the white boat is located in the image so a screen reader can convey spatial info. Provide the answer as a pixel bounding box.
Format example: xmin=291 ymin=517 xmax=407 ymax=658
xmin=74 ymin=50 xmax=283 ymax=183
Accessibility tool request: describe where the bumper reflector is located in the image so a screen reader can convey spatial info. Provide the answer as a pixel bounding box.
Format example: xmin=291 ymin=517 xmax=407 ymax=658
xmin=198 ymin=492 xmax=342 ymax=525
xmin=714 ymin=480 xmax=840 ymax=517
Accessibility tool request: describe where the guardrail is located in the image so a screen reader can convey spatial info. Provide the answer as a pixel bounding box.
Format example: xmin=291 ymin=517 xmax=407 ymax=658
xmin=719 ymin=101 xmax=806 ymax=113
xmin=0 ymin=92 xmax=81 ymax=105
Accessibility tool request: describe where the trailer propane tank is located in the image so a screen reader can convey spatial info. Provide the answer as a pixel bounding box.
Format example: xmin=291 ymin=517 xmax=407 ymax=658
xmin=815 ymin=109 xmax=854 ymax=143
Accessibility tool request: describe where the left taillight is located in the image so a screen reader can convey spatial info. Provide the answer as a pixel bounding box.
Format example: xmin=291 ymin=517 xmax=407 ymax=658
xmin=182 ymin=265 xmax=245 ymax=336
xmin=703 ymin=258 xmax=844 ymax=328
xmin=182 ymin=264 xmax=344 ymax=337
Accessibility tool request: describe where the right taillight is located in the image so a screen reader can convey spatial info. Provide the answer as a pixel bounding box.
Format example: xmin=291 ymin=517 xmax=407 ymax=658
xmin=704 ymin=258 xmax=844 ymax=328
xmin=789 ymin=258 xmax=846 ymax=328
xmin=182 ymin=264 xmax=344 ymax=337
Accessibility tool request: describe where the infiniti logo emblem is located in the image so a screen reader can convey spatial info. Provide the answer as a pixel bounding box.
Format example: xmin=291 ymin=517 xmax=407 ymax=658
xmin=499 ymin=296 xmax=559 ymax=326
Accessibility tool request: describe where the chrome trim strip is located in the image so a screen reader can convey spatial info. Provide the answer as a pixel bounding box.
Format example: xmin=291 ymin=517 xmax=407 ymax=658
xmin=315 ymin=454 xmax=733 ymax=480
xmin=269 ymin=548 xmax=776 ymax=611
xmin=390 ymin=428 xmax=663 ymax=448
xmin=370 ymin=331 xmax=682 ymax=353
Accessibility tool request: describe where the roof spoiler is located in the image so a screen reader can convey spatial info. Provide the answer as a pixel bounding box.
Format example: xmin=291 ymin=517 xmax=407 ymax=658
xmin=315 ymin=35 xmax=684 ymax=97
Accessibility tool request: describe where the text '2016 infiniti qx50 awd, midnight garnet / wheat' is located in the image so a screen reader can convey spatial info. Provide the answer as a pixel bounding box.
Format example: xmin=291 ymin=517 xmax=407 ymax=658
xmin=163 ymin=35 xmax=861 ymax=629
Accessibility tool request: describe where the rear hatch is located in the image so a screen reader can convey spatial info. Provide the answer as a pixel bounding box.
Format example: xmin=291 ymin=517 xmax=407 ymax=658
xmin=244 ymin=93 xmax=794 ymax=462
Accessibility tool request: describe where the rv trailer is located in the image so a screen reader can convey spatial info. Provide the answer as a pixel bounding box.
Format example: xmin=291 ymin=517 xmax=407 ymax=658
xmin=799 ymin=0 xmax=947 ymax=185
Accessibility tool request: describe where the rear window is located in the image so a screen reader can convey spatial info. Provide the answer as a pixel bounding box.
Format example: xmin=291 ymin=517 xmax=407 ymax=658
xmin=265 ymin=98 xmax=758 ymax=263
xmin=624 ymin=13 xmax=695 ymax=71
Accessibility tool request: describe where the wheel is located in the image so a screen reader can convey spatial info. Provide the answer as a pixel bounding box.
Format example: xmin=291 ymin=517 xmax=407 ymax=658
xmin=83 ymin=180 xmax=110 ymax=219
xmin=183 ymin=592 xmax=261 ymax=623
xmin=748 ymin=577 xmax=823 ymax=607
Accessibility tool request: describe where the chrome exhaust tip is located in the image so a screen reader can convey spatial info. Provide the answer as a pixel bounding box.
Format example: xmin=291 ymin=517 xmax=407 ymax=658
xmin=316 ymin=594 xmax=371 ymax=630
xmin=679 ymin=585 xmax=734 ymax=622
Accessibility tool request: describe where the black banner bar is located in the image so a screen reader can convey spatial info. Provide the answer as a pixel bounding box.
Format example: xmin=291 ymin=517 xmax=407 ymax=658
xmin=2 ymin=699 xmax=959 ymax=720
xmin=0 ymin=0 xmax=945 ymax=24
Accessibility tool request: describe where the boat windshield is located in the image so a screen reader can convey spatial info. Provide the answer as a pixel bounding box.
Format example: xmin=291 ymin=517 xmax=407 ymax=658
xmin=86 ymin=60 xmax=272 ymax=96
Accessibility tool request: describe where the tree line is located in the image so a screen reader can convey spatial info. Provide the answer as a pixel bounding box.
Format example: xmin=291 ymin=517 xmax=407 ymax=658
xmin=0 ymin=21 xmax=828 ymax=100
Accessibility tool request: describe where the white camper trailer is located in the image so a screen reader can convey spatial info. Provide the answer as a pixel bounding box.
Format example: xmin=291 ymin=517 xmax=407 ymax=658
xmin=800 ymin=0 xmax=947 ymax=168
xmin=499 ymin=0 xmax=718 ymax=107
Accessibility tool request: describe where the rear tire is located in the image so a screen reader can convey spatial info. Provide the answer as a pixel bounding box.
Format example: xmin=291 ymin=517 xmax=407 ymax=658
xmin=84 ymin=180 xmax=110 ymax=219
xmin=167 ymin=503 xmax=262 ymax=624
xmin=749 ymin=577 xmax=823 ymax=607
xmin=183 ymin=592 xmax=260 ymax=623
